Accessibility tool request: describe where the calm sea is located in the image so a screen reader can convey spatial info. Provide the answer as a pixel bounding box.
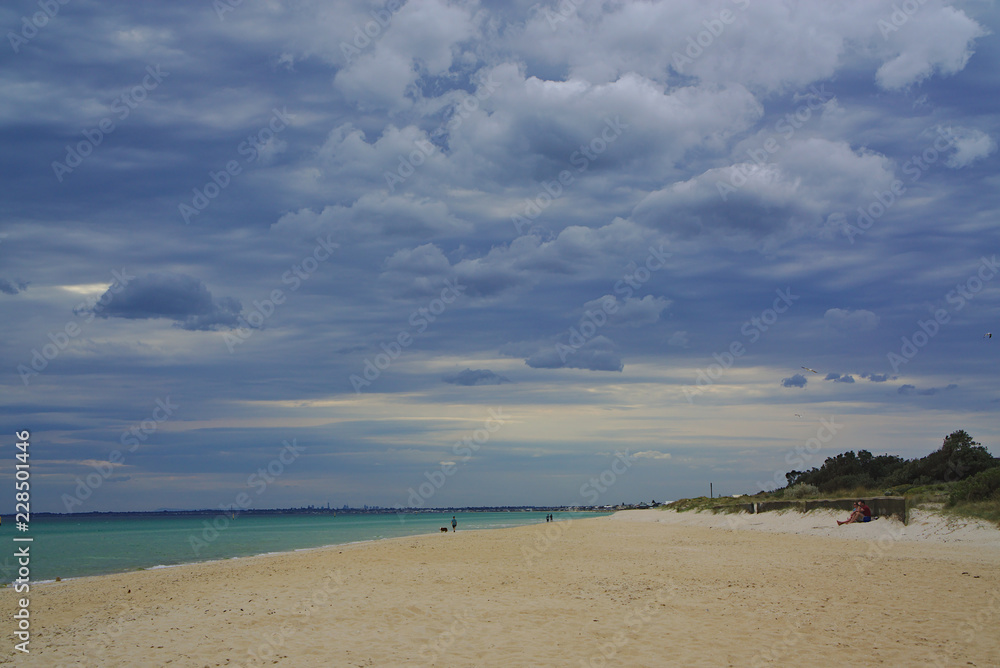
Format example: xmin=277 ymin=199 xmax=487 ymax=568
xmin=5 ymin=511 xmax=606 ymax=582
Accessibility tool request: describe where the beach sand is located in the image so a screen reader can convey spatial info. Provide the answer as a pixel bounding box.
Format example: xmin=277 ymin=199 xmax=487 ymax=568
xmin=2 ymin=509 xmax=999 ymax=667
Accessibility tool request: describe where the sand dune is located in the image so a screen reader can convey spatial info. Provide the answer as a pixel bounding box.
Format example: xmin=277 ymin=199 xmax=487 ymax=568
xmin=618 ymin=507 xmax=1000 ymax=549
xmin=2 ymin=509 xmax=998 ymax=667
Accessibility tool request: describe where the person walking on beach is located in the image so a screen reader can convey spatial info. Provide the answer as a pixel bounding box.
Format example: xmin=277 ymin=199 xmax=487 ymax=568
xmin=451 ymin=516 xmax=457 ymax=532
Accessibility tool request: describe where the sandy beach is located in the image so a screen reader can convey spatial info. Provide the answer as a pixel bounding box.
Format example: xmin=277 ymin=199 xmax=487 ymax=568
xmin=2 ymin=509 xmax=999 ymax=667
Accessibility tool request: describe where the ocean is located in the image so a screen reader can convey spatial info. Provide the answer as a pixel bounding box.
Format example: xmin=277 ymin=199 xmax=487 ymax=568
xmin=6 ymin=511 xmax=607 ymax=582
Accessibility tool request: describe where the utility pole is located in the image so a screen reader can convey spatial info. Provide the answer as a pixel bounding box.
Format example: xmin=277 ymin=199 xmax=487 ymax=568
xmin=710 ymin=483 xmax=713 ymax=499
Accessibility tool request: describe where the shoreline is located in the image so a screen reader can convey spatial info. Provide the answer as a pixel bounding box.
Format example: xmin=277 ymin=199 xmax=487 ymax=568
xmin=16 ymin=514 xmax=582 ymax=588
xmin=25 ymin=505 xmax=999 ymax=588
xmin=23 ymin=532 xmax=441 ymax=588
xmin=3 ymin=511 xmax=998 ymax=666
xmin=16 ymin=510 xmax=598 ymax=585
xmin=12 ymin=532 xmax=445 ymax=589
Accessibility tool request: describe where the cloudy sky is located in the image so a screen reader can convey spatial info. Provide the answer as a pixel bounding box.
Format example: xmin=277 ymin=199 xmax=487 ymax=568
xmin=2 ymin=0 xmax=998 ymax=513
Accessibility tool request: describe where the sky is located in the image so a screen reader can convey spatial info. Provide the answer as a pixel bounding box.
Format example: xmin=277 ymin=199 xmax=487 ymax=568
xmin=2 ymin=0 xmax=998 ymax=513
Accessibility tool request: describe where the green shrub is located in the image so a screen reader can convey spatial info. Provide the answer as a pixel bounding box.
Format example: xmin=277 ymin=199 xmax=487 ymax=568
xmin=785 ymin=483 xmax=819 ymax=499
xmin=789 ymin=431 xmax=995 ymax=493
xmin=949 ymin=467 xmax=1000 ymax=505
xmin=819 ymin=473 xmax=876 ymax=493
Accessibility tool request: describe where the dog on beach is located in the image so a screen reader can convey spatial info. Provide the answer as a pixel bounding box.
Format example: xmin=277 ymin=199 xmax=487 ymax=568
xmin=440 ymin=527 xmax=449 ymax=532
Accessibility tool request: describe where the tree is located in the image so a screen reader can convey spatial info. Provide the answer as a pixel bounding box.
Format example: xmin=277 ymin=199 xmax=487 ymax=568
xmin=886 ymin=430 xmax=995 ymax=485
xmin=782 ymin=430 xmax=994 ymax=492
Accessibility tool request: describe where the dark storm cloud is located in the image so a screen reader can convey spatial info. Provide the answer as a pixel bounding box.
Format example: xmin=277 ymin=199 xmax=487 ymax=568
xmin=781 ymin=374 xmax=807 ymax=388
xmin=443 ymin=369 xmax=511 ymax=386
xmin=84 ymin=273 xmax=244 ymax=331
xmin=824 ymin=308 xmax=880 ymax=332
xmin=898 ymin=383 xmax=958 ymax=396
xmin=0 ymin=278 xmax=28 ymax=295
xmin=525 ymin=336 xmax=624 ymax=372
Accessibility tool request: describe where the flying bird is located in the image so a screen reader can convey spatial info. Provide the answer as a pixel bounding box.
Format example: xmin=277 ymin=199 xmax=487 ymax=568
xmin=986 ymin=333 xmax=992 ymax=339
xmin=801 ymin=366 xmax=819 ymax=374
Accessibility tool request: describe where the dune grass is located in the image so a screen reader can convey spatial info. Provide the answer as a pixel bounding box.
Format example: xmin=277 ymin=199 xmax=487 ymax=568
xmin=663 ymin=484 xmax=1000 ymax=527
xmin=663 ymin=495 xmax=760 ymax=514
xmin=942 ymin=500 xmax=1000 ymax=526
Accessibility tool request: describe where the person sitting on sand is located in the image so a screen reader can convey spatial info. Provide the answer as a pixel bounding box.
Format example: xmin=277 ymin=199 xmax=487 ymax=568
xmin=837 ymin=502 xmax=859 ymax=525
xmin=838 ymin=501 xmax=873 ymax=525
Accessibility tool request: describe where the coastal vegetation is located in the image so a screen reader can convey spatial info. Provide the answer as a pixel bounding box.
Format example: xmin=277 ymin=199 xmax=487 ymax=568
xmin=665 ymin=430 xmax=1000 ymax=526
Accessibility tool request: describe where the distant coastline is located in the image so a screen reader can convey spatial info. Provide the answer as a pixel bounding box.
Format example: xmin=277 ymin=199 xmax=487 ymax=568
xmin=18 ymin=504 xmax=642 ymax=519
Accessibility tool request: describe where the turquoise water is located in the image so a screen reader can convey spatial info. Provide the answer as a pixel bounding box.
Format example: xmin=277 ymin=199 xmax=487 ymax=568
xmin=4 ymin=511 xmax=605 ymax=582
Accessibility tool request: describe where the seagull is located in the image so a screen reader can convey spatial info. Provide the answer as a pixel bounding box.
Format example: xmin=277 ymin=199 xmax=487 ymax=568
xmin=801 ymin=366 xmax=819 ymax=374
